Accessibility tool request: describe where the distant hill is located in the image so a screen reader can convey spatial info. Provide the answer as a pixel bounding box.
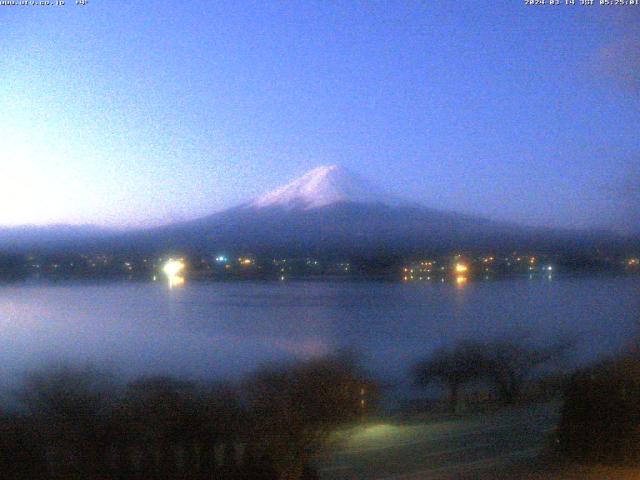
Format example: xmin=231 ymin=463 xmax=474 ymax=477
xmin=0 ymin=224 xmax=108 ymax=253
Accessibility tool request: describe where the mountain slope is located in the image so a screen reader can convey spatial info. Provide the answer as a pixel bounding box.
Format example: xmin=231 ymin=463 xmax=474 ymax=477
xmin=144 ymin=200 xmax=625 ymax=257
xmin=249 ymin=165 xmax=395 ymax=209
xmin=0 ymin=225 xmax=109 ymax=252
xmin=0 ymin=165 xmax=636 ymax=256
xmin=142 ymin=165 xmax=632 ymax=255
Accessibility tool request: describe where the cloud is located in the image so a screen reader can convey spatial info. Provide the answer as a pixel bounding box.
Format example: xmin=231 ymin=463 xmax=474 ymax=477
xmin=597 ymin=39 xmax=640 ymax=91
xmin=594 ymin=11 xmax=640 ymax=92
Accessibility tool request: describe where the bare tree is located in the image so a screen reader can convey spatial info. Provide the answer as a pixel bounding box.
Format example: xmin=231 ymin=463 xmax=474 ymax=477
xmin=243 ymin=356 xmax=377 ymax=480
xmin=480 ymin=337 xmax=574 ymax=405
xmin=413 ymin=342 xmax=486 ymax=413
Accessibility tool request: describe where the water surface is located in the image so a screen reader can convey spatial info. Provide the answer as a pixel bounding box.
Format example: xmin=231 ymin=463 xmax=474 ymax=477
xmin=1 ymin=276 xmax=638 ymax=389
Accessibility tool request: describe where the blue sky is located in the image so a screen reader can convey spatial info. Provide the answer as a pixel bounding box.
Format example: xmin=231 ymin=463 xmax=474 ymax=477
xmin=1 ymin=1 xmax=638 ymax=230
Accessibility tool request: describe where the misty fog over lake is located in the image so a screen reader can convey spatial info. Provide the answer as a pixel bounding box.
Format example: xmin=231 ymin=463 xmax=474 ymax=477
xmin=1 ymin=277 xmax=637 ymax=397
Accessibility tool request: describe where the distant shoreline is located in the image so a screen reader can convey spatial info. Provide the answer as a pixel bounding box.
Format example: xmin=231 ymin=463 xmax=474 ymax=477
xmin=0 ymin=270 xmax=636 ymax=287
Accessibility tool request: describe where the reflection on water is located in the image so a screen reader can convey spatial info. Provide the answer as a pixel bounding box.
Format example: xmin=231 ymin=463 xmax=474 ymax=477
xmin=0 ymin=277 xmax=638 ymax=387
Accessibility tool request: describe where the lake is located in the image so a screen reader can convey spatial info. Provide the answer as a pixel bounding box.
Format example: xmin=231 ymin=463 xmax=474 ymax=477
xmin=0 ymin=276 xmax=638 ymax=398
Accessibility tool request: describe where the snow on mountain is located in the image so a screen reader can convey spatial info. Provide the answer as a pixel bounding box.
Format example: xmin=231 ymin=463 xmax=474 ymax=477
xmin=249 ymin=165 xmax=392 ymax=210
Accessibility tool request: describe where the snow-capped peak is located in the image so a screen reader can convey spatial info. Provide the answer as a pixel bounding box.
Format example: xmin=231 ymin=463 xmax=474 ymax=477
xmin=250 ymin=165 xmax=389 ymax=210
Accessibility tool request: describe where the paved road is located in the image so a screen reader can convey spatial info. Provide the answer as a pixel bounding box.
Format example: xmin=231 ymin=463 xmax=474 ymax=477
xmin=319 ymin=402 xmax=560 ymax=480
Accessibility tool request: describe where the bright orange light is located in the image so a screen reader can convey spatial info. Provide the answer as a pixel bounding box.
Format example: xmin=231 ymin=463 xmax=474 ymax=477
xmin=456 ymin=275 xmax=467 ymax=286
xmin=455 ymin=263 xmax=468 ymax=273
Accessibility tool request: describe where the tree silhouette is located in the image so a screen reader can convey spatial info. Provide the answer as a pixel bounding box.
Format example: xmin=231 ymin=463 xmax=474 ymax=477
xmin=413 ymin=342 xmax=486 ymax=413
xmin=18 ymin=364 xmax=116 ymax=478
xmin=243 ymin=357 xmax=377 ymax=480
xmin=481 ymin=337 xmax=573 ymax=405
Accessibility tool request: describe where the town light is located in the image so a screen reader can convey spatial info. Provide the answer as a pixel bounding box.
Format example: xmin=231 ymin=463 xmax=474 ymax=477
xmin=163 ymin=259 xmax=184 ymax=277
xmin=162 ymin=258 xmax=185 ymax=288
xmin=455 ymin=263 xmax=468 ymax=273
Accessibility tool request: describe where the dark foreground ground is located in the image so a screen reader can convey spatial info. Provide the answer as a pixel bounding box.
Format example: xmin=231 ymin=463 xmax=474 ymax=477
xmin=317 ymin=402 xmax=640 ymax=479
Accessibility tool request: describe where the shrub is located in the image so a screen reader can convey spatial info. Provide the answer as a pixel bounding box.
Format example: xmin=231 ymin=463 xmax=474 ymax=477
xmin=556 ymin=356 xmax=640 ymax=464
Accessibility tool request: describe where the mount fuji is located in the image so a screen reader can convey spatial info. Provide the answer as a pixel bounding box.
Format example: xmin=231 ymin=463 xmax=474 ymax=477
xmin=249 ymin=165 xmax=396 ymax=210
xmin=128 ymin=165 xmax=623 ymax=256
xmin=0 ymin=165 xmax=632 ymax=255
